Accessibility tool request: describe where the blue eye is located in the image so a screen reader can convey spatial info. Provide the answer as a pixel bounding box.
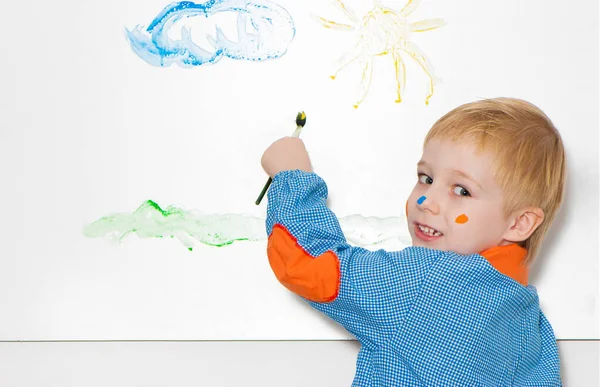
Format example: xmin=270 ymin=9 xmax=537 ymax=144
xmin=418 ymin=174 xmax=433 ymax=184
xmin=453 ymin=186 xmax=471 ymax=197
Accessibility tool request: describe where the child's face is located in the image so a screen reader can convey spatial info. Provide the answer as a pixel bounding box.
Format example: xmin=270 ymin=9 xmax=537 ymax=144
xmin=407 ymin=138 xmax=512 ymax=255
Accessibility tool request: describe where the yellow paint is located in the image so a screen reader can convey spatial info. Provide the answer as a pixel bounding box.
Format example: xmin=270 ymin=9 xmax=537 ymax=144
xmin=313 ymin=0 xmax=444 ymax=108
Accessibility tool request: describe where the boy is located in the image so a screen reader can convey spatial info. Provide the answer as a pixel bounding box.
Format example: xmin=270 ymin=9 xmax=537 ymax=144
xmin=260 ymin=98 xmax=565 ymax=386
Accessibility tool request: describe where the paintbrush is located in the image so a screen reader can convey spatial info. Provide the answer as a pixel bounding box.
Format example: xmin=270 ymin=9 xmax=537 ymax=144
xmin=255 ymin=111 xmax=307 ymax=205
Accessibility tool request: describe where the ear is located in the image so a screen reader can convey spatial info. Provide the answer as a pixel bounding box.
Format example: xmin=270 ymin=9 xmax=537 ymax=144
xmin=502 ymin=207 xmax=545 ymax=242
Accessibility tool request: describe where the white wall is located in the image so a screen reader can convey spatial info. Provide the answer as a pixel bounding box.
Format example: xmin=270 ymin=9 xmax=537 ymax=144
xmin=0 ymin=0 xmax=598 ymax=343
xmin=1 ymin=0 xmax=598 ymax=385
xmin=0 ymin=341 xmax=597 ymax=386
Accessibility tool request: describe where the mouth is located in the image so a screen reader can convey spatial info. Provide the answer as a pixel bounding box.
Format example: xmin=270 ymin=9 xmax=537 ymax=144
xmin=414 ymin=222 xmax=443 ymax=242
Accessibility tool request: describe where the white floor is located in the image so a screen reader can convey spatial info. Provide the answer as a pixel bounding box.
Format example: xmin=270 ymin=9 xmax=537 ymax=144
xmin=0 ymin=340 xmax=597 ymax=386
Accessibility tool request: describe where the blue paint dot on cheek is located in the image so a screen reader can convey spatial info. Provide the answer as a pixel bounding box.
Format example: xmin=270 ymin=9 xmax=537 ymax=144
xmin=417 ymin=196 xmax=426 ymax=205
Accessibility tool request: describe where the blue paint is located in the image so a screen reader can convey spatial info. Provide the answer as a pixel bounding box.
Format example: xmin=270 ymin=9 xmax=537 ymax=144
xmin=417 ymin=196 xmax=426 ymax=205
xmin=126 ymin=0 xmax=295 ymax=67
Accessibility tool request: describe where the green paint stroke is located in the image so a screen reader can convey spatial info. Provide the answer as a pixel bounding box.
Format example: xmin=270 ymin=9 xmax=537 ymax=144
xmin=84 ymin=200 xmax=264 ymax=250
xmin=84 ymin=200 xmax=410 ymax=250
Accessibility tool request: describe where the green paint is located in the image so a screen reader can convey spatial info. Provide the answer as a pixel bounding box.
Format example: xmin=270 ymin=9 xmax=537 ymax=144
xmin=83 ymin=200 xmax=265 ymax=249
xmin=84 ymin=200 xmax=411 ymax=250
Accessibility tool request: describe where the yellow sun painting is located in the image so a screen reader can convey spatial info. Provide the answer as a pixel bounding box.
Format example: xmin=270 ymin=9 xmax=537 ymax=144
xmin=313 ymin=0 xmax=444 ymax=108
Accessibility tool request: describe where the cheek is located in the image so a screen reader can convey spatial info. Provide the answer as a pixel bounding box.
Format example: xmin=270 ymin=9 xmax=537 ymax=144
xmin=455 ymin=214 xmax=469 ymax=224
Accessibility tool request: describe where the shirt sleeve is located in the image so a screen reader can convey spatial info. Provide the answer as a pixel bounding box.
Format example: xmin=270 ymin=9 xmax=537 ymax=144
xmin=265 ymin=170 xmax=441 ymax=346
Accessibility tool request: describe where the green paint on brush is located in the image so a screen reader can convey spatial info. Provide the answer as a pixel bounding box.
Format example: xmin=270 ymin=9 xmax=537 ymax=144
xmin=83 ymin=200 xmax=265 ymax=249
xmin=84 ymin=200 xmax=412 ymax=250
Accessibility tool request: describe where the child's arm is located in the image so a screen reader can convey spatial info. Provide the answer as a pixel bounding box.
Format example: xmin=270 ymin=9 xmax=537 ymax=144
xmin=261 ymin=137 xmax=441 ymax=346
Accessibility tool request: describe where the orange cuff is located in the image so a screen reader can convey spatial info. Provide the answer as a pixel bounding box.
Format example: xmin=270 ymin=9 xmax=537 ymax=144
xmin=267 ymin=224 xmax=340 ymax=302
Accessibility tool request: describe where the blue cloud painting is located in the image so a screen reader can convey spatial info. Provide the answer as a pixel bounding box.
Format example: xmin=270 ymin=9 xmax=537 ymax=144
xmin=126 ymin=0 xmax=296 ymax=67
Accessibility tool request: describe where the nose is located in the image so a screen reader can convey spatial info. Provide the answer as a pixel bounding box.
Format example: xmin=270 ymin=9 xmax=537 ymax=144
xmin=417 ymin=193 xmax=440 ymax=215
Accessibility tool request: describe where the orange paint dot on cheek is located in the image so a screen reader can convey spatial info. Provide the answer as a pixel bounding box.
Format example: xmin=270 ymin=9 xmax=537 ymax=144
xmin=455 ymin=214 xmax=469 ymax=224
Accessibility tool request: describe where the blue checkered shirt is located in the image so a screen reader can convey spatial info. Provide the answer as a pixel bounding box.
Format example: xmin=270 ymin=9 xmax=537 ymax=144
xmin=266 ymin=171 xmax=562 ymax=386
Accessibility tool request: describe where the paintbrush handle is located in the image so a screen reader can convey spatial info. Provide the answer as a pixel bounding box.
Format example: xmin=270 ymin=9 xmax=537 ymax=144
xmin=291 ymin=125 xmax=303 ymax=138
xmin=255 ymin=177 xmax=272 ymax=205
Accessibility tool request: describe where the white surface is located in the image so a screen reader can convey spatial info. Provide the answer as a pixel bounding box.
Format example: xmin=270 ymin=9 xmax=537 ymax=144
xmin=0 ymin=341 xmax=597 ymax=386
xmin=0 ymin=0 xmax=598 ymax=340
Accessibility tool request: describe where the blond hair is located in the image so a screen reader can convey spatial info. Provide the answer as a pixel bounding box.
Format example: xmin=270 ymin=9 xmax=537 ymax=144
xmin=425 ymin=98 xmax=566 ymax=264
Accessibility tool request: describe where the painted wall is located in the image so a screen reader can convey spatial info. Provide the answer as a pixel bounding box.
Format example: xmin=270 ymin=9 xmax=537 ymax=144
xmin=0 ymin=0 xmax=597 ymax=353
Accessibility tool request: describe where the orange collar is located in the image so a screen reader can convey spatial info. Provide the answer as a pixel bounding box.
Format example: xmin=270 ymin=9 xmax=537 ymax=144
xmin=479 ymin=244 xmax=529 ymax=286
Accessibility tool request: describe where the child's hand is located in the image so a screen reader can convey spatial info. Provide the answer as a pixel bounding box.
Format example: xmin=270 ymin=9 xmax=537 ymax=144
xmin=261 ymin=137 xmax=313 ymax=178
